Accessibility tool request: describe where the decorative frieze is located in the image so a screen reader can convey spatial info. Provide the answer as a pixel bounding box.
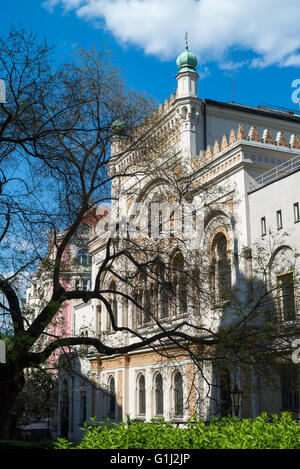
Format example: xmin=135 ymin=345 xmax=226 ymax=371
xmin=197 ymin=123 xmax=299 ymax=169
xmin=276 ymin=131 xmax=289 ymax=147
xmin=290 ymin=134 xmax=300 ymax=149
xmin=248 ymin=126 xmax=261 ymax=142
xmin=262 ymin=129 xmax=275 ymax=144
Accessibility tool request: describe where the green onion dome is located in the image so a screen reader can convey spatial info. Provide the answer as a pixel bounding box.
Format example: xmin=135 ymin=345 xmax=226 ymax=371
xmin=176 ymin=49 xmax=197 ymax=73
xmin=111 ymin=119 xmax=126 ymax=139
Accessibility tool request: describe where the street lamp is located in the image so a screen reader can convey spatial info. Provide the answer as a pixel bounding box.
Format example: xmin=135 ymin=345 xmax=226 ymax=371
xmin=0 ymin=79 xmax=6 ymax=103
xmin=230 ymin=382 xmax=242 ymax=417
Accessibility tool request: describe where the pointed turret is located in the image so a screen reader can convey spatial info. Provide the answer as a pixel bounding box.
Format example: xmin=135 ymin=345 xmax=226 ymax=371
xmin=176 ymin=35 xmax=199 ymax=98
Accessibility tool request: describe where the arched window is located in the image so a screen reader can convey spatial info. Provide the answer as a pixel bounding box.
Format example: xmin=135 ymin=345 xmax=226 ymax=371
xmin=108 ymin=281 xmax=118 ymax=331
xmin=108 ymin=376 xmax=116 ymax=416
xmin=171 ymin=252 xmax=187 ymax=315
xmin=135 ymin=273 xmax=151 ymax=327
xmin=218 ymin=369 xmax=232 ymax=417
xmin=77 ymin=248 xmax=91 ymax=265
xmin=158 ymin=263 xmax=168 ymax=319
xmin=281 ymin=367 xmax=299 ymax=410
xmin=269 ymin=246 xmax=296 ymax=322
xmin=154 ymin=373 xmax=164 ymax=416
xmin=210 ymin=233 xmax=231 ymax=303
xmin=173 ymin=371 xmax=183 ymax=418
xmin=137 ymin=374 xmax=146 ymax=416
xmin=80 ymin=390 xmax=87 ymax=425
xmin=277 ymin=272 xmax=296 ymax=321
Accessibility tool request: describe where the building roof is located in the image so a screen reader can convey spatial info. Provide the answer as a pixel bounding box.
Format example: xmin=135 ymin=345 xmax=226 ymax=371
xmin=204 ymin=99 xmax=300 ymax=124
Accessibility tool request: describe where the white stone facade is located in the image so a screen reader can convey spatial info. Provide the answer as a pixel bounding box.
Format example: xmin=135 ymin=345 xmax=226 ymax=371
xmin=44 ymin=52 xmax=300 ymax=440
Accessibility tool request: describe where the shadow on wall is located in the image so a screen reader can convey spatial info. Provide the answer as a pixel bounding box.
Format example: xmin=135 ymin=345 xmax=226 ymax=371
xmin=206 ymin=232 xmax=291 ymax=421
xmin=57 ymin=354 xmax=122 ymax=440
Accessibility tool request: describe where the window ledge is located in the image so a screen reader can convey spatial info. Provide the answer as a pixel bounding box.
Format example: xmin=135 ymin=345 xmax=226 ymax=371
xmin=136 ymin=314 xmax=189 ymax=331
xmin=171 ymin=417 xmax=184 ymax=423
xmin=279 ymin=319 xmax=298 ymax=326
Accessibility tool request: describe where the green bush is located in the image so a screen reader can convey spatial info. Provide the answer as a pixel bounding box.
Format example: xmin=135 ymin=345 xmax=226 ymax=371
xmin=54 ymin=412 xmax=300 ymax=449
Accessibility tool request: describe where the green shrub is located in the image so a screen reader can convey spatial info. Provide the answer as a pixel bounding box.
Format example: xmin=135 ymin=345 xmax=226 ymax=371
xmin=54 ymin=412 xmax=300 ymax=449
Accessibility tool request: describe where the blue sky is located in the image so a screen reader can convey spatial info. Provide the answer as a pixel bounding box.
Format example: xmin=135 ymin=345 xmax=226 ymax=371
xmin=1 ymin=0 xmax=300 ymax=111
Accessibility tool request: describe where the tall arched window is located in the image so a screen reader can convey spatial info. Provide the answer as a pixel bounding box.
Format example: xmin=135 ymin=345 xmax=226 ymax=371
xmin=154 ymin=373 xmax=164 ymax=416
xmin=158 ymin=263 xmax=168 ymax=318
xmin=108 ymin=376 xmax=116 ymax=416
xmin=173 ymin=371 xmax=183 ymax=418
xmin=171 ymin=252 xmax=187 ymax=315
xmin=108 ymin=281 xmax=118 ymax=331
xmin=137 ymin=374 xmax=146 ymax=416
xmin=210 ymin=233 xmax=231 ymax=303
xmin=218 ymin=369 xmax=232 ymax=417
xmin=277 ymin=272 xmax=296 ymax=321
xmin=268 ymin=246 xmax=296 ymax=322
xmin=80 ymin=390 xmax=87 ymax=425
xmin=281 ymin=367 xmax=299 ymax=410
xmin=135 ymin=273 xmax=151 ymax=327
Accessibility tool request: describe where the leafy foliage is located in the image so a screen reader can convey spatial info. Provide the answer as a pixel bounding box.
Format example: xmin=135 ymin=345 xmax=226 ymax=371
xmin=54 ymin=413 xmax=300 ymax=449
xmin=14 ymin=368 xmax=57 ymax=427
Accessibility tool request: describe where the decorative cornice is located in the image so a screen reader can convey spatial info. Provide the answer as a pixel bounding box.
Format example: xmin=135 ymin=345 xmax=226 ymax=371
xmin=196 ymin=124 xmax=300 ymax=168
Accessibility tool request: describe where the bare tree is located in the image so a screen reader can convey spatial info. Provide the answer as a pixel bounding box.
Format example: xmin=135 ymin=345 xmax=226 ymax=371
xmin=0 ymin=28 xmax=299 ymax=439
xmin=0 ymin=28 xmax=158 ymax=439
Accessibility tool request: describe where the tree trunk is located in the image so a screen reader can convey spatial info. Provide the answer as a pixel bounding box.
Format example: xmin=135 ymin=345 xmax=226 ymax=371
xmin=0 ymin=364 xmax=24 ymax=440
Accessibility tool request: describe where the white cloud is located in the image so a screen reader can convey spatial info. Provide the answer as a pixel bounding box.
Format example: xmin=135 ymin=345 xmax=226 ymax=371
xmin=281 ymin=54 xmax=300 ymax=67
xmin=43 ymin=0 xmax=300 ymax=68
xmin=198 ymin=66 xmax=210 ymax=80
xmin=219 ymin=60 xmax=249 ymax=72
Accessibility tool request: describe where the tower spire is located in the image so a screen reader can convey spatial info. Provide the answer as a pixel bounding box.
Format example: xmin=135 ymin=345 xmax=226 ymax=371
xmin=185 ymin=32 xmax=188 ymax=50
xmin=176 ymin=38 xmax=198 ymax=98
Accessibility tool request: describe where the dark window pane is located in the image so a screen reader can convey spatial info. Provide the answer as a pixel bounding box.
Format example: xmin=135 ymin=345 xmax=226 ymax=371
xmin=282 ymin=370 xmax=299 ymax=410
xmin=138 ymin=375 xmax=146 ymax=415
xmin=278 ymin=273 xmax=296 ymax=321
xmin=211 ymin=234 xmax=231 ymax=303
xmin=219 ymin=370 xmax=232 ymax=417
xmin=174 ymin=372 xmax=183 ymax=417
xmin=155 ymin=374 xmax=164 ymax=416
xmin=109 ymin=377 xmax=115 ymax=414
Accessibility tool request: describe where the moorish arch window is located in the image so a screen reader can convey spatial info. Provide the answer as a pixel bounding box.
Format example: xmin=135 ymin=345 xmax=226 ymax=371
xmin=135 ymin=262 xmax=169 ymax=325
xmin=159 ymin=263 xmax=169 ymax=319
xmin=173 ymin=371 xmax=183 ymax=418
xmin=281 ymin=367 xmax=300 ymax=410
xmin=218 ymin=368 xmax=232 ymax=417
xmin=154 ymin=372 xmax=164 ymax=417
xmin=107 ymin=280 xmax=118 ymax=332
xmin=210 ymin=232 xmax=232 ymax=303
xmin=135 ymin=273 xmax=151 ymax=327
xmin=137 ymin=374 xmax=146 ymax=416
xmin=152 ymin=262 xmax=168 ymax=319
xmin=108 ymin=376 xmax=116 ymax=416
xmin=137 ymin=186 xmax=171 ymax=240
xmin=269 ymin=246 xmax=297 ymax=322
xmin=277 ymin=272 xmax=296 ymax=321
xmin=171 ymin=252 xmax=187 ymax=315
